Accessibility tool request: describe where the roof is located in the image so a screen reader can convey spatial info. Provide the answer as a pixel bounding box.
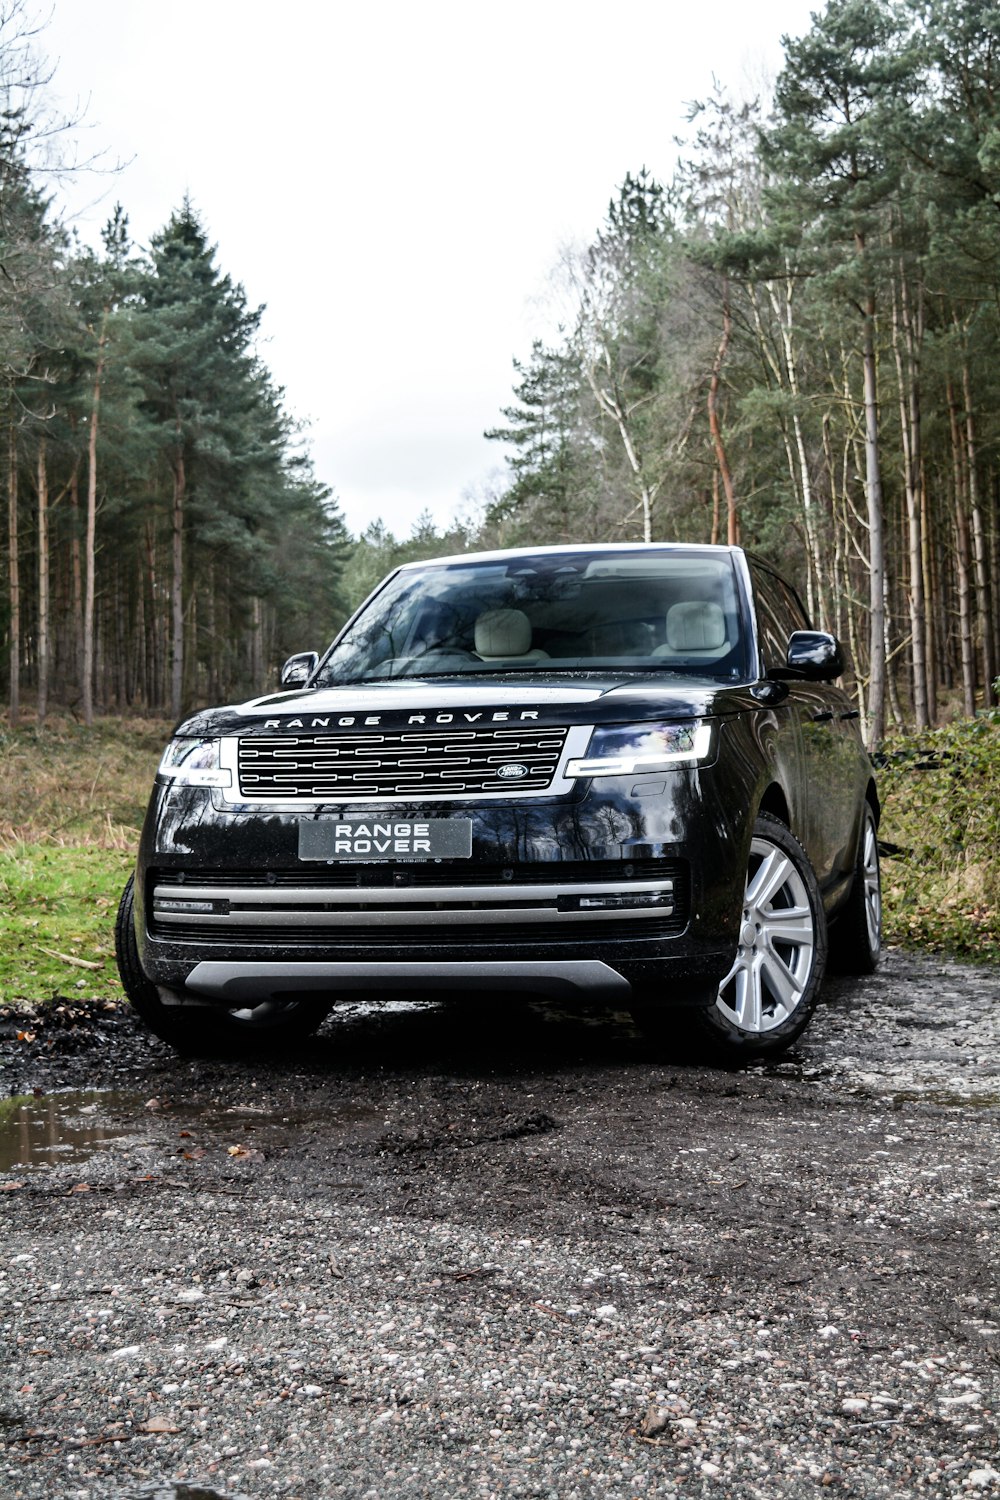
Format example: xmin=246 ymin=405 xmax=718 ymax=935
xmin=396 ymin=542 xmax=742 ymax=570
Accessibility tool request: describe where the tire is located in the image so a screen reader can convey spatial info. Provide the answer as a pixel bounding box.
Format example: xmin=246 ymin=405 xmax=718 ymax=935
xmin=114 ymin=876 xmax=332 ymax=1057
xmin=690 ymin=812 xmax=827 ymax=1058
xmin=827 ymin=802 xmax=882 ymax=975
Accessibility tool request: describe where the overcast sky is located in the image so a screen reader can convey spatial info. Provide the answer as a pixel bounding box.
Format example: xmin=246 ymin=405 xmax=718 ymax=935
xmin=38 ymin=0 xmax=818 ymax=539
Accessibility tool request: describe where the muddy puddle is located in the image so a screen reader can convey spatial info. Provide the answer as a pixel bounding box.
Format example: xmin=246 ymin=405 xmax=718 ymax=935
xmin=0 ymin=1091 xmax=135 ymax=1172
xmin=0 ymin=1087 xmax=384 ymax=1174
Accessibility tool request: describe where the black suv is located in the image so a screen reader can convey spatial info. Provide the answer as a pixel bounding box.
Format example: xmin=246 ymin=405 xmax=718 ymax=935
xmin=116 ymin=544 xmax=881 ymax=1056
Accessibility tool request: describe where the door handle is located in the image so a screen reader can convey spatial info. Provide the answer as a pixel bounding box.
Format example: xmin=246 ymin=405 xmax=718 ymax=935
xmin=811 ymin=710 xmax=835 ymax=723
xmin=839 ymin=710 xmax=860 ymax=721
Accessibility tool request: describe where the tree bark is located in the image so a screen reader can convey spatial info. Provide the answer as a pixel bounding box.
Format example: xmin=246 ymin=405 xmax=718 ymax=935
xmin=69 ymin=445 xmax=83 ymax=698
xmin=7 ymin=419 xmax=19 ymax=729
xmin=961 ymin=358 xmax=996 ymax=706
xmin=36 ymin=437 xmax=49 ymax=728
xmin=707 ymin=291 xmax=738 ymax=547
xmin=171 ymin=435 xmax=186 ymax=721
xmin=891 ymin=265 xmax=928 ymax=728
xmin=948 ymin=380 xmax=977 ymax=716
xmin=859 ymin=279 xmax=887 ymax=747
xmin=767 ymin=267 xmax=824 ymax=624
xmin=82 ymin=313 xmax=108 ymax=727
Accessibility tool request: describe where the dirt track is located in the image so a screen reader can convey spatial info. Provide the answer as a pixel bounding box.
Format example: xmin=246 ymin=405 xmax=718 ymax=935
xmin=1 ymin=949 xmax=999 ymax=1499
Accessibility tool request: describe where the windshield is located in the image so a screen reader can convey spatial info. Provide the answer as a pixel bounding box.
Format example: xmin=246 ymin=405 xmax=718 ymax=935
xmin=315 ymin=549 xmax=751 ymax=685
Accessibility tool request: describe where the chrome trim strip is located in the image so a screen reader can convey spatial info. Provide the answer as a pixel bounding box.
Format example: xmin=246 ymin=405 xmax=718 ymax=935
xmin=152 ymin=878 xmax=673 ymax=907
xmin=152 ymin=904 xmax=673 ymax=928
xmin=180 ymin=958 xmax=633 ymax=1001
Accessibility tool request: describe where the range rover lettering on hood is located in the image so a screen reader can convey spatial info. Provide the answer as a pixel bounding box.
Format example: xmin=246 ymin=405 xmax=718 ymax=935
xmin=260 ymin=710 xmax=542 ymax=730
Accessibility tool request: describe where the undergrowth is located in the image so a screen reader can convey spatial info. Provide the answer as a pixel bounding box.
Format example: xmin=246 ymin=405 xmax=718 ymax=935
xmin=878 ymin=712 xmax=1000 ymax=964
xmin=0 ymin=716 xmax=169 ymax=1004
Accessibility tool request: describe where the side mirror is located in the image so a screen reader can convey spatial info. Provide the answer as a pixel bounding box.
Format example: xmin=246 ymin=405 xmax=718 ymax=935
xmin=280 ymin=651 xmax=319 ymax=688
xmin=784 ymin=631 xmax=844 ymax=681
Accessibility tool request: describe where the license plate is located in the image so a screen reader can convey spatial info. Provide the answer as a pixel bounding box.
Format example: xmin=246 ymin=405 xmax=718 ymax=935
xmin=298 ymin=818 xmax=473 ymax=862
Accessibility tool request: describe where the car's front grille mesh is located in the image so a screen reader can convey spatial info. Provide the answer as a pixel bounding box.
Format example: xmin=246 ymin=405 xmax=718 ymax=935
xmin=237 ymin=727 xmax=568 ymax=799
xmin=152 ymin=918 xmax=686 ymax=947
xmin=152 ymin=859 xmax=686 ymax=891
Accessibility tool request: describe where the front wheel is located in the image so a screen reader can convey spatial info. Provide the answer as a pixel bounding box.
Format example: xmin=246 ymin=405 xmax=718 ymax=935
xmin=114 ymin=876 xmax=332 ymax=1056
xmin=692 ymin=812 xmax=827 ymax=1057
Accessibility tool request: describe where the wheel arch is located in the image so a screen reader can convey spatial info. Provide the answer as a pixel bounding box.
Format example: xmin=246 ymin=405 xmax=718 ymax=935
xmin=757 ymin=781 xmax=791 ymax=828
xmin=865 ymin=778 xmax=881 ymax=826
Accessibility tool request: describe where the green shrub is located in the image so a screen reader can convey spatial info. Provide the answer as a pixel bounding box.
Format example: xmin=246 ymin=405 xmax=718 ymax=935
xmin=878 ymin=711 xmax=1000 ymax=962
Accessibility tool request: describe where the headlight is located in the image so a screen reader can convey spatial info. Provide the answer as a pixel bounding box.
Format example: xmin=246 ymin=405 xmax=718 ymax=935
xmin=565 ymin=720 xmax=712 ymax=778
xmin=157 ymin=738 xmax=232 ymax=788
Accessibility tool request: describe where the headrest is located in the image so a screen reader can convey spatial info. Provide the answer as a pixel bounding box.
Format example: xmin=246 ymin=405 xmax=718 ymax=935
xmin=475 ymin=608 xmax=533 ymax=658
xmin=666 ymin=601 xmax=726 ymax=652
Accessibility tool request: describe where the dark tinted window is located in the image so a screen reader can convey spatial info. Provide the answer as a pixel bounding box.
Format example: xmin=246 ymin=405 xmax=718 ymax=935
xmin=750 ymin=566 xmax=810 ymax=673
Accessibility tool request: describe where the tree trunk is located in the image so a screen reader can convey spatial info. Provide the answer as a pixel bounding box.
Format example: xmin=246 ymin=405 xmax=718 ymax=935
xmin=920 ymin=459 xmax=936 ymax=724
xmin=859 ymin=281 xmax=886 ymax=747
xmin=7 ymin=420 xmax=19 ymax=729
xmin=82 ymin=313 xmax=108 ymax=727
xmin=36 ymin=437 xmax=49 ymax=728
xmin=69 ymin=458 xmax=83 ymax=698
xmin=707 ymin=292 xmax=738 ymax=547
xmin=768 ymin=267 xmax=824 ymax=624
xmin=891 ymin=265 xmax=928 ymax=728
xmin=948 ymin=380 xmax=977 ymax=716
xmin=961 ymin=359 xmax=996 ymax=706
xmin=171 ymin=440 xmax=186 ymax=721
xmin=144 ymin=519 xmax=158 ymax=712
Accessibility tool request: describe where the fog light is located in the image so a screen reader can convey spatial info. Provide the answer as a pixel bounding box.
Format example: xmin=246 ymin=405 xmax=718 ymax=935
xmin=566 ymin=888 xmax=674 ymax=913
xmin=154 ymin=898 xmax=222 ymax=915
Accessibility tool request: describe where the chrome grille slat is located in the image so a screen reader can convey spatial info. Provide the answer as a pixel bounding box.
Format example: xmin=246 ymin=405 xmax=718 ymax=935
xmin=153 ymin=878 xmax=674 ymax=907
xmin=237 ymin=727 xmax=568 ymax=799
xmin=151 ymin=906 xmax=673 ymax=928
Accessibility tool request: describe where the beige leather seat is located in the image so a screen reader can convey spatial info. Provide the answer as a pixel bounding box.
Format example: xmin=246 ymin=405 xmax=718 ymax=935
xmin=653 ymin=601 xmax=729 ymax=660
xmin=474 ymin=608 xmax=549 ymax=660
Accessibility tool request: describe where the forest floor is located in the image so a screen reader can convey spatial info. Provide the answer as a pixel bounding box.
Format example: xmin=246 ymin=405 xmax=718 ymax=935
xmin=1 ymin=949 xmax=999 ymax=1499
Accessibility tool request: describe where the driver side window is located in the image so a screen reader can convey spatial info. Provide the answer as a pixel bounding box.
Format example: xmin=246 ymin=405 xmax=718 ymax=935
xmin=751 ymin=567 xmax=808 ymax=673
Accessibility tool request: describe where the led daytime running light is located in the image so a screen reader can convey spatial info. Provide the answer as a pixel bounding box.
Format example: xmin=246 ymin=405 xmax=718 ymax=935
xmin=566 ymin=721 xmax=712 ymax=778
xmin=158 ymin=738 xmax=232 ymax=789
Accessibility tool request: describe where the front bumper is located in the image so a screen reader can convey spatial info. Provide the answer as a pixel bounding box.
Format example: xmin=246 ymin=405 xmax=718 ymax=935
xmin=134 ymin=764 xmax=751 ymax=1007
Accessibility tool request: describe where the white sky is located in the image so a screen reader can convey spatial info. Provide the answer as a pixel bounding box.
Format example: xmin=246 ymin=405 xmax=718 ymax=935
xmin=37 ymin=0 xmax=817 ymax=539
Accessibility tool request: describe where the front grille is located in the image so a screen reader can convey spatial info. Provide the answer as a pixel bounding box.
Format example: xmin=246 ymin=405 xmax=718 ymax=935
xmin=237 ymin=726 xmax=568 ymax=799
xmin=152 ymin=858 xmax=686 ymax=891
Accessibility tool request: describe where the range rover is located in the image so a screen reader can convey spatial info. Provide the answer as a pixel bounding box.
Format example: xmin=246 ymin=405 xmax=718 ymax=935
xmin=115 ymin=544 xmax=882 ymax=1056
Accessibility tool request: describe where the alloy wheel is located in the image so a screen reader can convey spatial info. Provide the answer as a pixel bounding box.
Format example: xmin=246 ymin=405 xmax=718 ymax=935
xmin=716 ymin=835 xmax=817 ymax=1035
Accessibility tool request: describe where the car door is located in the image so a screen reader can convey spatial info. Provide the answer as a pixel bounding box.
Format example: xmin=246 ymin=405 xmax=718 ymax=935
xmin=749 ymin=565 xmax=856 ymax=891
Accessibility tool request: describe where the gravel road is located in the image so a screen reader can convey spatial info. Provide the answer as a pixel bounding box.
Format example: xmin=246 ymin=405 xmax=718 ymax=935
xmin=1 ymin=948 xmax=999 ymax=1499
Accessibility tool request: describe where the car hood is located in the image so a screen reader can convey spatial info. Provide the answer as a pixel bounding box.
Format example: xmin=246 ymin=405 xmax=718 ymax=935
xmin=175 ymin=673 xmax=759 ymax=738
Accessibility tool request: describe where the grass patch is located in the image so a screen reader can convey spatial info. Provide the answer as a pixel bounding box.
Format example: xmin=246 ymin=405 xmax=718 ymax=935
xmin=879 ymin=714 xmax=1000 ymax=963
xmin=0 ymin=844 xmax=135 ymax=1003
xmin=0 ymin=715 xmax=170 ymax=1005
